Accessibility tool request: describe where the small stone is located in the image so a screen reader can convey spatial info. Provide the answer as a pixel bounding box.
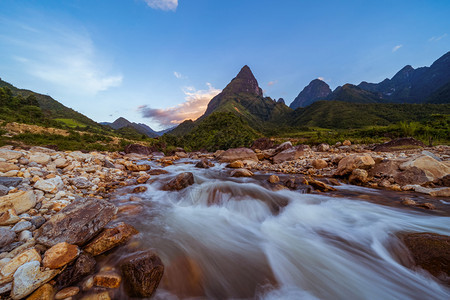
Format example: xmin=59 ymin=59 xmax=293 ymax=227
xmin=378 ymin=179 xmax=391 ymax=188
xmin=69 ymin=177 xmax=93 ymax=189
xmin=18 ymin=230 xmax=33 ymax=241
xmin=55 ymin=286 xmax=80 ymax=299
xmin=29 ymin=153 xmax=51 ymax=165
xmin=0 ymin=248 xmax=41 ymax=280
xmin=230 ymin=169 xmax=254 ymax=177
xmin=0 ymin=149 xmax=24 ymax=161
xmin=26 ymin=283 xmax=55 ymax=300
xmin=312 ymin=159 xmax=328 ymax=169
xmin=401 ymin=198 xmax=416 ymax=206
xmin=0 ymin=162 xmax=19 ymax=173
xmin=195 ymin=160 xmax=214 ymax=169
xmin=81 ymin=291 xmax=111 ymax=300
xmin=0 ymin=190 xmax=36 ymax=215
xmin=268 ymin=175 xmax=280 ymax=184
xmin=418 ymin=203 xmax=435 ymax=210
xmin=11 ymin=261 xmax=60 ymax=299
xmin=343 ymin=140 xmax=352 ymax=146
xmin=81 ymin=276 xmax=94 ymax=291
xmin=93 ymin=271 xmax=122 ymax=288
xmin=0 ymin=208 xmax=20 ymax=225
xmin=317 ymin=143 xmax=330 ymax=152
xmin=30 ymin=216 xmax=46 ymax=229
xmin=349 ymin=168 xmax=369 ymax=184
xmin=136 ymin=174 xmax=150 ymax=184
xmin=43 ymin=242 xmax=80 ymax=269
xmin=162 ymin=172 xmax=194 ymax=191
xmin=12 ymin=220 xmax=32 ymax=233
xmin=0 ymin=227 xmax=16 ymax=248
xmin=132 ymin=186 xmax=147 ymax=193
xmin=228 ymin=160 xmax=244 ymax=168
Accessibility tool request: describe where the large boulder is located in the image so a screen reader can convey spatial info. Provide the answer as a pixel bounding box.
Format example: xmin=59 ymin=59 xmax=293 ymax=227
xmin=250 ymin=138 xmax=274 ymax=150
xmin=35 ymin=198 xmax=118 ymax=247
xmin=84 ymin=222 xmax=138 ymax=256
xmin=0 ymin=190 xmax=36 ymax=215
xmin=399 ymin=155 xmax=450 ymax=183
xmin=273 ymin=145 xmax=308 ymax=164
xmin=335 ymin=154 xmax=375 ymax=176
xmin=394 ymin=167 xmax=430 ymax=186
xmin=120 ymin=251 xmax=164 ymax=298
xmin=124 ymin=144 xmax=152 ymax=156
xmin=162 ymin=173 xmax=194 ymax=191
xmin=11 ymin=261 xmax=60 ymax=299
xmin=55 ymin=253 xmax=96 ymax=289
xmin=217 ymin=148 xmax=258 ymax=163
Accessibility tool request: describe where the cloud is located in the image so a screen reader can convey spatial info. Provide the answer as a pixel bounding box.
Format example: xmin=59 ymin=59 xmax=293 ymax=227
xmin=392 ymin=45 xmax=403 ymax=52
xmin=174 ymin=71 xmax=187 ymax=79
xmin=317 ymin=77 xmax=325 ymax=81
xmin=139 ymin=83 xmax=221 ymax=127
xmin=429 ymin=33 xmax=447 ymax=42
xmin=267 ymin=80 xmax=278 ymax=86
xmin=144 ymin=0 xmax=178 ymax=11
xmin=2 ymin=20 xmax=122 ymax=95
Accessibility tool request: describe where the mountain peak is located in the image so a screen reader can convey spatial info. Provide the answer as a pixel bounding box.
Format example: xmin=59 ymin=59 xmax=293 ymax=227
xmin=220 ymin=65 xmax=263 ymax=97
xmin=290 ymin=78 xmax=332 ymax=109
xmin=235 ymin=65 xmax=255 ymax=80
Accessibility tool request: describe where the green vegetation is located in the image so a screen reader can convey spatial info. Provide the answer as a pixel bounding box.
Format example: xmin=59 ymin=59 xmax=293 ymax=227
xmin=54 ymin=118 xmax=88 ymax=128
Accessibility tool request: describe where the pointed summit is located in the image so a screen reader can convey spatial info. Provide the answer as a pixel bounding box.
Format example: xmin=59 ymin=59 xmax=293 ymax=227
xmin=222 ymin=65 xmax=263 ymax=97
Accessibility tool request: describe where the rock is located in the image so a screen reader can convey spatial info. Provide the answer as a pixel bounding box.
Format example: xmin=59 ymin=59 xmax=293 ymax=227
xmin=0 ymin=282 xmax=12 ymax=295
xmin=349 ymin=168 xmax=369 ymax=184
xmin=369 ymin=160 xmax=401 ymax=178
xmin=12 ymin=220 xmax=32 ymax=233
xmin=394 ymin=167 xmax=430 ymax=186
xmin=0 ymin=177 xmax=22 ymax=187
xmin=35 ymin=198 xmax=118 ymax=247
xmin=124 ymin=144 xmax=152 ymax=156
xmin=218 ymin=148 xmax=258 ymax=163
xmin=81 ymin=291 xmax=111 ymax=300
xmin=69 ymin=177 xmax=93 ymax=189
xmin=29 ymin=146 xmax=55 ymax=154
xmin=251 ymin=138 xmax=274 ymax=150
xmin=342 ymin=140 xmax=351 ymax=146
xmin=0 ymin=208 xmax=20 ymax=225
xmin=53 ymin=158 xmax=69 ymax=168
xmin=0 ymin=185 xmax=8 ymax=197
xmin=55 ymin=286 xmax=79 ymax=299
xmin=417 ymin=203 xmax=435 ymax=210
xmin=228 ymin=160 xmax=244 ymax=168
xmin=55 ymin=253 xmax=96 ymax=289
xmin=268 ymin=175 xmax=280 ymax=184
xmin=43 ymin=242 xmax=80 ymax=269
xmin=26 ymin=283 xmax=55 ymax=300
xmin=195 ymin=160 xmax=214 ymax=169
xmin=120 ymin=251 xmax=164 ymax=298
xmin=312 ymin=159 xmax=327 ymax=169
xmin=162 ymin=172 xmax=194 ymax=191
xmin=34 ymin=178 xmax=60 ymax=193
xmin=103 ymin=159 xmax=115 ymax=169
xmin=30 ymin=216 xmax=46 ymax=229
xmin=136 ymin=174 xmax=150 ymax=184
xmin=421 ymin=150 xmax=442 ymax=161
xmin=132 ymin=186 xmax=147 ymax=193
xmin=18 ymin=230 xmax=32 ymax=241
xmin=373 ymin=137 xmax=425 ymax=152
xmin=0 ymin=149 xmax=23 ymax=161
xmin=274 ymin=141 xmax=293 ymax=154
xmin=93 ymin=271 xmax=121 ymax=288
xmin=67 ymin=151 xmax=90 ymax=162
xmin=29 ymin=153 xmax=51 ymax=165
xmin=317 ymin=143 xmax=330 ymax=152
xmin=401 ymin=198 xmax=416 ymax=206
xmin=175 ymin=152 xmax=188 ymax=158
xmin=0 ymin=228 xmax=16 ymax=248
xmin=0 ymin=248 xmax=41 ymax=283
xmin=335 ymin=154 xmax=375 ymax=176
xmin=0 ymin=162 xmax=19 ymax=173
xmin=399 ymin=155 xmax=450 ymax=182
xmin=273 ymin=145 xmax=308 ymax=164
xmin=400 ymin=232 xmax=450 ymax=282
xmin=126 ymin=163 xmax=151 ymax=172
xmin=307 ymin=177 xmax=337 ymax=192
xmin=84 ymin=222 xmax=138 ymax=256
xmin=148 ymin=169 xmax=169 ymax=175
xmin=11 ymin=261 xmax=60 ymax=299
xmin=428 ymin=187 xmax=450 ymax=197
xmin=230 ymin=169 xmax=254 ymax=177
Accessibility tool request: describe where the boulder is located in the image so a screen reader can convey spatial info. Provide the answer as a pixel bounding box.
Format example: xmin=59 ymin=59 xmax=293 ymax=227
xmin=0 ymin=209 xmax=20 ymax=225
xmin=42 ymin=242 xmax=80 ymax=269
xmin=120 ymin=251 xmax=164 ymax=298
xmin=228 ymin=160 xmax=244 ymax=168
xmin=306 ymin=177 xmax=336 ymax=192
xmin=349 ymin=168 xmax=369 ymax=184
xmin=34 ymin=177 xmax=64 ymax=193
xmin=230 ymin=169 xmax=254 ymax=177
xmin=0 ymin=248 xmax=41 ymax=282
xmin=0 ymin=228 xmax=16 ymax=248
xmin=0 ymin=190 xmax=36 ymax=215
xmin=28 ymin=153 xmax=51 ymax=165
xmin=195 ymin=160 xmax=214 ymax=169
xmin=69 ymin=177 xmax=93 ymax=189
xmin=369 ymin=160 xmax=401 ymax=178
xmin=400 ymin=232 xmax=449 ymax=282
xmin=132 ymin=186 xmax=147 ymax=193
xmin=335 ymin=154 xmax=375 ymax=176
xmin=26 ymin=283 xmax=55 ymax=300
xmin=273 ymin=141 xmax=293 ymax=154
xmin=317 ymin=143 xmax=330 ymax=152
xmin=124 ymin=144 xmax=152 ymax=156
xmin=55 ymin=253 xmax=96 ymax=289
xmin=394 ymin=167 xmax=430 ymax=186
xmin=373 ymin=137 xmax=425 ymax=152
xmin=0 ymin=162 xmax=19 ymax=173
xmin=84 ymin=222 xmax=138 ymax=256
xmin=268 ymin=175 xmax=280 ymax=184
xmin=217 ymin=148 xmax=258 ymax=163
xmin=250 ymin=138 xmax=274 ymax=150
xmin=11 ymin=261 xmax=60 ymax=299
xmin=162 ymin=173 xmax=194 ymax=191
xmin=35 ymin=198 xmax=117 ymax=247
xmin=126 ymin=163 xmax=151 ymax=172
xmin=273 ymin=145 xmax=308 ymax=164
xmin=0 ymin=150 xmax=23 ymax=161
xmin=312 ymin=159 xmax=327 ymax=169
xmin=0 ymin=177 xmax=22 ymax=187
xmin=399 ymin=155 xmax=450 ymax=182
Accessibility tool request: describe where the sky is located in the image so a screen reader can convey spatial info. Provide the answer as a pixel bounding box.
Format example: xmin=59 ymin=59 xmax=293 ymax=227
xmin=0 ymin=0 xmax=449 ymax=130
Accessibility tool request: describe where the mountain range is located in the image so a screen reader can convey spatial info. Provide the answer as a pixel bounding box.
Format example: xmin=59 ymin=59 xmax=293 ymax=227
xmin=101 ymin=117 xmax=171 ymax=137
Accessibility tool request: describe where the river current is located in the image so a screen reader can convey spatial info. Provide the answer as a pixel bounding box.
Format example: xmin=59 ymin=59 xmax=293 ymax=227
xmin=107 ymin=158 xmax=450 ymax=300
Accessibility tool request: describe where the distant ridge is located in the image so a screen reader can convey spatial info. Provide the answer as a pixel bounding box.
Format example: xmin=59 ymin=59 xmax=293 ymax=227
xmin=101 ymin=117 xmax=161 ymax=138
xmin=290 ymin=79 xmax=332 ymax=109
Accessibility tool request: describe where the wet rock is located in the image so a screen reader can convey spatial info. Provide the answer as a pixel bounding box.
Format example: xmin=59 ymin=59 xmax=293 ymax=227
xmin=0 ymin=208 xmax=20 ymax=225
xmin=80 ymin=291 xmax=111 ymax=300
xmin=0 ymin=190 xmax=36 ymax=215
xmin=126 ymin=163 xmax=150 ymax=172
xmin=29 ymin=153 xmax=51 ymax=165
xmin=417 ymin=203 xmax=435 ymax=210
xmin=0 ymin=177 xmax=22 ymax=187
xmin=148 ymin=168 xmax=169 ymax=175
xmin=401 ymin=198 xmax=416 ymax=206
xmin=55 ymin=286 xmax=80 ymax=299
xmin=307 ymin=177 xmax=337 ymax=192
xmin=273 ymin=145 xmax=308 ymax=164
xmin=132 ymin=186 xmax=147 ymax=193
xmin=84 ymin=222 xmax=138 ymax=256
xmin=124 ymin=144 xmax=152 ymax=156
xmin=43 ymin=242 xmax=80 ymax=269
xmin=312 ymin=159 xmax=327 ymax=169
xmin=268 ymin=175 xmax=280 ymax=184
xmin=195 ymin=159 xmax=214 ymax=169
xmin=400 ymin=232 xmax=450 ymax=282
xmin=120 ymin=251 xmax=164 ymax=298
xmin=35 ymin=198 xmax=118 ymax=247
xmin=0 ymin=248 xmax=41 ymax=283
xmin=0 ymin=149 xmax=24 ymax=161
xmin=11 ymin=261 xmax=60 ymax=299
xmin=218 ymin=148 xmax=258 ymax=163
xmin=162 ymin=172 xmax=194 ymax=191
xmin=12 ymin=220 xmax=32 ymax=232
xmin=0 ymin=162 xmax=19 ymax=173
xmin=93 ymin=271 xmax=121 ymax=288
xmin=349 ymin=168 xmax=369 ymax=184
xmin=26 ymin=283 xmax=55 ymax=300
xmin=0 ymin=228 xmax=16 ymax=248
xmin=228 ymin=160 xmax=244 ymax=168
xmin=335 ymin=154 xmax=375 ymax=176
xmin=55 ymin=253 xmax=96 ymax=289
xmin=399 ymin=155 xmax=450 ymax=182
xmin=136 ymin=174 xmax=150 ymax=184
xmin=69 ymin=177 xmax=93 ymax=189
xmin=230 ymin=168 xmax=254 ymax=177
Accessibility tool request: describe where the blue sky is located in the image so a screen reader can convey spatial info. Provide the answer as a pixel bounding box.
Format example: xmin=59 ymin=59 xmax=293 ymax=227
xmin=0 ymin=0 xmax=449 ymax=130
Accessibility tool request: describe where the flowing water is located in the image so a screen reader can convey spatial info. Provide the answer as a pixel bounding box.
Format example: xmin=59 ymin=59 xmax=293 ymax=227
xmin=107 ymin=159 xmax=450 ymax=300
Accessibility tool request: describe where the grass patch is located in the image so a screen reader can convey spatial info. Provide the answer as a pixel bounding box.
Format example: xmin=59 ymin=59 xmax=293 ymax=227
xmin=54 ymin=118 xmax=87 ymax=128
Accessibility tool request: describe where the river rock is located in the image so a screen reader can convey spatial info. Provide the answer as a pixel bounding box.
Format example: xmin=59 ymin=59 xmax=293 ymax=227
xmin=0 ymin=228 xmax=16 ymax=248
xmin=26 ymin=283 xmax=55 ymax=300
xmin=0 ymin=162 xmax=19 ymax=173
xmin=69 ymin=177 xmax=93 ymax=189
xmin=268 ymin=175 xmax=280 ymax=183
xmin=373 ymin=137 xmax=425 ymax=152
xmin=148 ymin=169 xmax=169 ymax=175
xmin=0 ymin=150 xmax=23 ymax=161
xmin=81 ymin=291 xmax=111 ymax=300
xmin=399 ymin=155 xmax=450 ymax=182
xmin=343 ymin=140 xmax=351 ymax=146
xmin=136 ymin=174 xmax=150 ymax=184
xmin=0 ymin=248 xmax=41 ymax=282
xmin=29 ymin=153 xmax=51 ymax=165
xmin=34 ymin=176 xmax=64 ymax=193
xmin=55 ymin=286 xmax=79 ymax=299
xmin=18 ymin=230 xmax=32 ymax=241
xmin=0 ymin=208 xmax=20 ymax=225
xmin=400 ymin=232 xmax=450 ymax=282
xmin=11 ymin=261 xmax=60 ymax=299
xmin=230 ymin=168 xmax=254 ymax=177
xmin=369 ymin=160 xmax=401 ymax=178
xmin=0 ymin=191 xmax=36 ymax=214
xmin=218 ymin=148 xmax=258 ymax=163
xmin=162 ymin=172 xmax=194 ymax=191
xmin=312 ymin=159 xmax=328 ymax=169
xmin=124 ymin=144 xmax=152 ymax=156
xmin=273 ymin=145 xmax=308 ymax=164
xmin=12 ymin=220 xmax=32 ymax=233
xmin=317 ymin=143 xmax=330 ymax=152
xmin=35 ymin=198 xmax=118 ymax=247
xmin=228 ymin=160 xmax=244 ymax=168
xmin=53 ymin=158 xmax=69 ymax=168
xmin=394 ymin=167 xmax=430 ymax=186
xmin=307 ymin=177 xmax=336 ymax=192
xmin=0 ymin=185 xmax=8 ymax=197
xmin=30 ymin=216 xmax=46 ymax=229
xmin=120 ymin=251 xmax=164 ymax=298
xmin=349 ymin=168 xmax=369 ymax=184
xmin=126 ymin=163 xmax=151 ymax=172
xmin=55 ymin=253 xmax=96 ymax=289
xmin=335 ymin=154 xmax=375 ymax=176
xmin=93 ymin=271 xmax=121 ymax=288
xmin=132 ymin=186 xmax=147 ymax=193
xmin=84 ymin=222 xmax=138 ymax=256
xmin=0 ymin=177 xmax=22 ymax=188
xmin=43 ymin=242 xmax=80 ymax=269
xmin=195 ymin=159 xmax=214 ymax=169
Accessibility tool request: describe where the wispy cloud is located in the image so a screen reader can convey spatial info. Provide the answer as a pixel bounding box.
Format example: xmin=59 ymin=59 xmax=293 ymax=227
xmin=174 ymin=71 xmax=186 ymax=79
xmin=267 ymin=80 xmax=278 ymax=86
xmin=139 ymin=83 xmax=221 ymax=127
xmin=2 ymin=20 xmax=122 ymax=95
xmin=392 ymin=45 xmax=403 ymax=52
xmin=144 ymin=0 xmax=178 ymax=11
xmin=317 ymin=77 xmax=325 ymax=81
xmin=429 ymin=33 xmax=447 ymax=42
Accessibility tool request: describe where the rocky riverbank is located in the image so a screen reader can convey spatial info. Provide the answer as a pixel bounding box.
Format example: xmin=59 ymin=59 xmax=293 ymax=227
xmin=0 ymin=139 xmax=449 ymax=298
